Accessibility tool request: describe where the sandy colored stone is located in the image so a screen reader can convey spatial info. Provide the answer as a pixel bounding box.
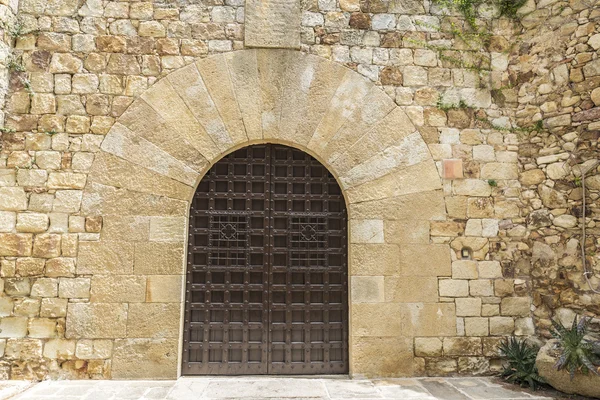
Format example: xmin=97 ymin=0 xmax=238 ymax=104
xmin=399 ymin=244 xmax=451 ymax=277
xmin=245 ymin=0 xmax=301 ymax=49
xmin=90 ymin=275 xmax=146 ymax=302
xmin=127 ymin=303 xmax=181 ymax=338
xmin=66 ymin=303 xmax=127 ymax=339
xmin=385 ymin=220 xmax=430 ymax=244
xmin=350 ymin=190 xmax=445 ymax=221
xmin=141 ymin=77 xmax=220 ymax=162
xmin=134 ymin=243 xmax=184 ymax=275
xmin=350 ymin=219 xmax=384 ymax=243
xmin=346 ymin=161 xmax=441 ymax=203
xmin=111 ymin=338 xmax=178 ymax=379
xmin=384 ymin=276 xmax=438 ymax=302
xmin=117 ymin=100 xmax=208 ymax=173
xmin=190 ymin=56 xmax=248 ymax=147
xmin=0 ymin=187 xmax=28 ymax=211
xmin=308 ymin=70 xmax=372 ymax=152
xmin=45 ymin=258 xmax=76 ymax=277
xmin=146 ymin=275 xmax=182 ymax=303
xmin=415 ymin=337 xmax=442 ymax=357
xmin=322 ymin=86 xmax=395 ymax=163
xmin=456 ymin=298 xmax=482 ymax=317
xmin=223 ymin=50 xmax=263 ymax=141
xmin=28 ymin=318 xmax=57 ymax=338
xmin=347 ymin=269 xmax=383 ymax=301
xmin=40 ymin=298 xmax=67 ymax=318
xmin=89 ymin=152 xmax=192 ymax=201
xmin=464 ymin=317 xmax=489 ymax=336
xmin=404 ymin=303 xmax=457 ymax=337
xmin=4 ymin=338 xmax=43 ymax=360
xmin=350 ymin=244 xmax=400 ymax=276
xmin=519 ymin=169 xmax=545 ymax=186
xmin=333 ymin=107 xmax=417 ymax=177
xmin=0 ymin=317 xmax=28 ymax=338
xmin=75 ymin=339 xmax=113 ymax=359
xmin=15 ymin=258 xmax=45 ymax=276
xmin=100 ymin=123 xmax=199 ymax=187
xmin=16 ymin=213 xmax=49 ymax=233
xmin=32 ymin=234 xmax=61 ymax=258
xmin=501 ymin=297 xmax=530 ymax=317
xmin=78 ymin=241 xmax=134 ymax=275
xmin=278 ymin=53 xmax=347 ymax=147
xmin=443 ymin=337 xmax=482 ymax=356
xmin=59 ymin=278 xmax=91 ymax=299
xmin=489 ymin=317 xmax=514 ymax=335
xmin=452 ymin=260 xmax=478 ymax=279
xmin=351 ymin=337 xmax=415 ymax=377
xmin=43 ymin=339 xmax=76 ymax=359
xmin=82 ymin=182 xmax=188 ymax=217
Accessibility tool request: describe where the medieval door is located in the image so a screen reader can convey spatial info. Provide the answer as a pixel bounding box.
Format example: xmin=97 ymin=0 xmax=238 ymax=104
xmin=182 ymin=144 xmax=349 ymax=375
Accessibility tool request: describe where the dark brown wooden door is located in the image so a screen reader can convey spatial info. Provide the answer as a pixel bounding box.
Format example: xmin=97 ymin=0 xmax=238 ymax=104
xmin=182 ymin=144 xmax=348 ymax=375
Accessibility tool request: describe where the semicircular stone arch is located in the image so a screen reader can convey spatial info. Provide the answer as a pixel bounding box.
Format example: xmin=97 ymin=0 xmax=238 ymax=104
xmin=75 ymin=49 xmax=454 ymax=379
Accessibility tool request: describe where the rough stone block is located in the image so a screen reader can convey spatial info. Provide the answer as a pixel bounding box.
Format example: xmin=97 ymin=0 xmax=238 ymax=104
xmin=384 ymin=276 xmax=438 ymax=302
xmin=127 ymin=303 xmax=181 ymax=338
xmin=350 ymin=220 xmax=384 ymax=243
xmin=399 ymin=244 xmax=451 ymax=277
xmin=59 ymin=278 xmax=91 ymax=299
xmin=91 ymin=275 xmax=146 ymax=303
xmin=245 ymin=0 xmax=301 ymax=49
xmin=452 ymin=260 xmax=478 ymax=279
xmin=500 ymin=297 xmax=530 ymax=317
xmin=443 ymin=337 xmax=482 ymax=356
xmin=439 ymin=279 xmax=469 ymax=297
xmin=148 ymin=217 xmax=186 ymax=242
xmin=78 ymin=241 xmax=134 ymax=274
xmin=76 ymin=339 xmax=113 ymax=359
xmin=464 ymin=317 xmax=489 ymax=336
xmin=489 ymin=316 xmax=514 ymax=335
xmin=40 ymin=298 xmax=68 ymax=318
xmin=455 ymin=298 xmax=481 ymax=317
xmin=415 ymin=337 xmax=443 ymax=357
xmin=351 ymin=337 xmax=415 ymax=377
xmin=405 ymin=303 xmax=457 ymax=337
xmin=31 ymin=278 xmax=58 ymax=297
xmin=66 ymin=303 xmax=127 ymax=339
xmin=0 ymin=317 xmax=28 ymax=338
xmin=28 ymin=318 xmax=57 ymax=338
xmin=134 ymin=243 xmax=184 ymax=275
xmin=15 ymin=258 xmax=45 ymax=276
xmin=351 ymin=276 xmax=384 ymax=303
xmin=145 ymin=275 xmax=182 ymax=303
xmin=43 ymin=339 xmax=76 ymax=359
xmin=111 ymin=338 xmax=178 ymax=379
xmin=478 ymin=261 xmax=502 ymax=279
xmin=0 ymin=187 xmax=28 ymax=211
xmin=16 ymin=213 xmax=49 ymax=233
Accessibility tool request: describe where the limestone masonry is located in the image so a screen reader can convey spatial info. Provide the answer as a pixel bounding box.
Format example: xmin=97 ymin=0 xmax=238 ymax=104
xmin=0 ymin=0 xmax=598 ymax=380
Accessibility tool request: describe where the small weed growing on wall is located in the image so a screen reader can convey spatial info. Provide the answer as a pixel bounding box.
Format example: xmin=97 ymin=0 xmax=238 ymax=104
xmin=488 ymin=179 xmax=498 ymax=187
xmin=436 ymin=96 xmax=470 ymax=111
xmin=7 ymin=56 xmax=25 ymax=73
xmin=551 ymin=316 xmax=600 ymax=379
xmin=498 ymin=337 xmax=545 ymax=390
xmin=45 ymin=129 xmax=58 ymax=136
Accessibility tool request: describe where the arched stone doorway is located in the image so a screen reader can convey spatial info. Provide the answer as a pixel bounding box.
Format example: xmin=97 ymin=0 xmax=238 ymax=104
xmin=76 ymin=49 xmax=453 ymax=379
xmin=183 ymin=144 xmax=348 ymax=375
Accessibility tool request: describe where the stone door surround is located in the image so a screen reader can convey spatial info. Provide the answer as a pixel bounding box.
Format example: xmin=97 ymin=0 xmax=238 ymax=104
xmin=76 ymin=49 xmax=454 ymax=378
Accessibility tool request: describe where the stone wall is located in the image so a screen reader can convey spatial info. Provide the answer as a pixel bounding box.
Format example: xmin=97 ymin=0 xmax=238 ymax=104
xmin=509 ymin=0 xmax=600 ymax=336
xmin=0 ymin=0 xmax=597 ymax=380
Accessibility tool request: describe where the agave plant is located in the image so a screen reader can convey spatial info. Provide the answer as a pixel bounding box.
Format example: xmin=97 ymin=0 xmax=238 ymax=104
xmin=498 ymin=337 xmax=546 ymax=390
xmin=551 ymin=316 xmax=600 ymax=380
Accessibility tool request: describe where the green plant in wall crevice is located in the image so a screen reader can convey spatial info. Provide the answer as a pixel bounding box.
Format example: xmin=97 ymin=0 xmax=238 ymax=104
xmin=551 ymin=316 xmax=600 ymax=379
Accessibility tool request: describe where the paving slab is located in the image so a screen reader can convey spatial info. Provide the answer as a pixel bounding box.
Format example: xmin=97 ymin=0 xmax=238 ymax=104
xmin=7 ymin=377 xmax=555 ymax=400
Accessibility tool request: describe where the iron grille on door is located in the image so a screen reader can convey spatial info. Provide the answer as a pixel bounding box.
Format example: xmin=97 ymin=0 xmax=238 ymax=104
xmin=183 ymin=144 xmax=348 ymax=375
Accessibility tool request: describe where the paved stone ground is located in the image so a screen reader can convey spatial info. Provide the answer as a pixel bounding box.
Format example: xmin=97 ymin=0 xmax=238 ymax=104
xmin=1 ymin=377 xmax=555 ymax=400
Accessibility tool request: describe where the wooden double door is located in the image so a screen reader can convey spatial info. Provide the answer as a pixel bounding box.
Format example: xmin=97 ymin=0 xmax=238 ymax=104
xmin=182 ymin=144 xmax=348 ymax=375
